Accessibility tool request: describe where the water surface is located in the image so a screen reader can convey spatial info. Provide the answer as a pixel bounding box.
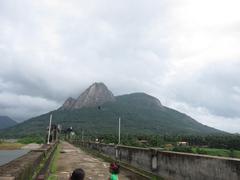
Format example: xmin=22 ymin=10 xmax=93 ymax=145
xmin=0 ymin=150 xmax=29 ymax=166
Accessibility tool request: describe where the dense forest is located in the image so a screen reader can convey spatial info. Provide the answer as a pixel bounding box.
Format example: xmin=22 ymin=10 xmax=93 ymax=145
xmin=67 ymin=133 xmax=240 ymax=158
xmin=71 ymin=133 xmax=240 ymax=150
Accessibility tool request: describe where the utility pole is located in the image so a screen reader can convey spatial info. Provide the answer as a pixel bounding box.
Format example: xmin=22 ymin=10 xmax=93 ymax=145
xmin=118 ymin=117 xmax=121 ymax=145
xmin=81 ymin=130 xmax=84 ymax=142
xmin=47 ymin=114 xmax=52 ymax=144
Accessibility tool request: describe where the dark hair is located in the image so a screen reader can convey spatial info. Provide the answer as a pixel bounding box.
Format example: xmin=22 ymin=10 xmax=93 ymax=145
xmin=71 ymin=168 xmax=85 ymax=180
xmin=110 ymin=162 xmax=119 ymax=174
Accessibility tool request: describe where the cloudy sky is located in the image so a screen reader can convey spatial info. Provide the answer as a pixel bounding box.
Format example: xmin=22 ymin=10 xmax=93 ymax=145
xmin=0 ymin=0 xmax=240 ymax=133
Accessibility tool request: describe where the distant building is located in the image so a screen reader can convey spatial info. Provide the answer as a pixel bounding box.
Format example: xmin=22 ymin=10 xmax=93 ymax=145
xmin=177 ymin=142 xmax=188 ymax=146
xmin=137 ymin=140 xmax=149 ymax=146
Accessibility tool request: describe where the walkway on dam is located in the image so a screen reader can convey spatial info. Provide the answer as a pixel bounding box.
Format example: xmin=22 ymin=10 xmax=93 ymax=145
xmin=54 ymin=141 xmax=131 ymax=180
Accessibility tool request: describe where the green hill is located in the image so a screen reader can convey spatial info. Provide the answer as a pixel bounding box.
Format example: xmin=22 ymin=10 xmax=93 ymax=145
xmin=0 ymin=116 xmax=17 ymax=130
xmin=0 ymin=93 xmax=224 ymax=138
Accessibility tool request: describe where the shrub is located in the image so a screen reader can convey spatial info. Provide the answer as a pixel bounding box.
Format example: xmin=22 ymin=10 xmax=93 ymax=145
xmin=196 ymin=148 xmax=208 ymax=154
xmin=172 ymin=146 xmax=193 ymax=153
xmin=18 ymin=136 xmax=44 ymax=144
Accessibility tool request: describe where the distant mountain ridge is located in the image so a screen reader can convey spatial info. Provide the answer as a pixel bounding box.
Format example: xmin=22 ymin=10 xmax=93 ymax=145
xmin=0 ymin=82 xmax=225 ymax=137
xmin=0 ymin=116 xmax=17 ymax=130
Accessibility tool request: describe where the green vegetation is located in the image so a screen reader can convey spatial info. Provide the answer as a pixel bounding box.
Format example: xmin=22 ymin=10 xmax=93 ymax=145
xmin=0 ymin=93 xmax=224 ymax=138
xmin=73 ymin=133 xmax=240 ymax=150
xmin=0 ymin=135 xmax=44 ymax=149
xmin=1 ymin=92 xmax=237 ymax=160
xmin=172 ymin=146 xmax=240 ymax=158
xmin=48 ymin=144 xmax=60 ymax=180
xmin=0 ymin=116 xmax=17 ymax=130
xmin=17 ymin=135 xmax=44 ymax=144
xmin=192 ymin=147 xmax=240 ymax=158
xmin=173 ymin=146 xmax=193 ymax=153
xmin=0 ymin=142 xmax=23 ymax=150
xmin=32 ymin=143 xmax=59 ymax=180
xmin=48 ymin=175 xmax=57 ymax=180
xmin=73 ymin=133 xmax=240 ymax=158
xmin=175 ymin=134 xmax=240 ymax=150
xmin=0 ymin=136 xmax=44 ymax=149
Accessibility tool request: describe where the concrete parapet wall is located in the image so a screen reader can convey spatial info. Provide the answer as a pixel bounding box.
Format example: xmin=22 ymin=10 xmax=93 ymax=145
xmin=156 ymin=151 xmax=240 ymax=180
xmin=72 ymin=141 xmax=240 ymax=180
xmin=0 ymin=143 xmax=57 ymax=180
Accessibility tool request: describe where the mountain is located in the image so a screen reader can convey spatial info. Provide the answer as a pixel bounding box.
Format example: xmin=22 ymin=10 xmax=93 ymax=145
xmin=60 ymin=97 xmax=76 ymax=110
xmin=0 ymin=83 xmax=225 ymax=138
xmin=59 ymin=82 xmax=115 ymax=110
xmin=0 ymin=116 xmax=17 ymax=130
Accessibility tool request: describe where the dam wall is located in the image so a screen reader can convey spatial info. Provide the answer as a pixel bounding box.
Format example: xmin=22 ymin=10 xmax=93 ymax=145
xmin=0 ymin=142 xmax=58 ymax=180
xmin=71 ymin=140 xmax=240 ymax=180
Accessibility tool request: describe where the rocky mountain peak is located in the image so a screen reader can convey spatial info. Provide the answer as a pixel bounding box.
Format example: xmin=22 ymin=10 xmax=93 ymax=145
xmin=60 ymin=97 xmax=76 ymax=110
xmin=60 ymin=82 xmax=115 ymax=110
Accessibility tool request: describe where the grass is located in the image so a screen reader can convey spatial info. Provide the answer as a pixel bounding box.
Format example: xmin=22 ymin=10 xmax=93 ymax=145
xmin=175 ymin=146 xmax=240 ymax=158
xmin=48 ymin=175 xmax=57 ymax=180
xmin=0 ymin=142 xmax=24 ymax=150
xmin=31 ymin=143 xmax=59 ymax=180
xmin=17 ymin=136 xmax=44 ymax=144
xmin=47 ymin=144 xmax=61 ymax=180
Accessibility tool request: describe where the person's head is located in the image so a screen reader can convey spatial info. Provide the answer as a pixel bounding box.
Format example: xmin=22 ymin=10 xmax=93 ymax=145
xmin=70 ymin=168 xmax=85 ymax=180
xmin=109 ymin=162 xmax=119 ymax=174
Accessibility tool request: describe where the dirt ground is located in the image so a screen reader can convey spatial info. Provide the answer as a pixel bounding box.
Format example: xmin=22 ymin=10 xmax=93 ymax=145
xmin=55 ymin=141 xmax=131 ymax=180
xmin=21 ymin=143 xmax=42 ymax=150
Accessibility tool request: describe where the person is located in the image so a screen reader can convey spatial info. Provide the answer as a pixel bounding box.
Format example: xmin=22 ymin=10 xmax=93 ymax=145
xmin=70 ymin=168 xmax=85 ymax=180
xmin=109 ymin=162 xmax=119 ymax=180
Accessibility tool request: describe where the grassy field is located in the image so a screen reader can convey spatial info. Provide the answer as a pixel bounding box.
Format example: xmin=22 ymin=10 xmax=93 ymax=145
xmin=173 ymin=146 xmax=240 ymax=158
xmin=192 ymin=147 xmax=240 ymax=158
xmin=0 ymin=136 xmax=43 ymax=150
xmin=0 ymin=142 xmax=24 ymax=150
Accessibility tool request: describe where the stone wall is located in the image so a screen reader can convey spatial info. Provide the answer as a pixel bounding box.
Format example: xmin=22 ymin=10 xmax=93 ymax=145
xmin=72 ymin=141 xmax=240 ymax=180
xmin=0 ymin=143 xmax=57 ymax=180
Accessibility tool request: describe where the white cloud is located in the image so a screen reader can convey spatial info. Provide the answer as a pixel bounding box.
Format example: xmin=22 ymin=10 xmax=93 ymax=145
xmin=0 ymin=92 xmax=59 ymax=121
xmin=166 ymin=100 xmax=240 ymax=133
xmin=0 ymin=0 xmax=240 ymax=132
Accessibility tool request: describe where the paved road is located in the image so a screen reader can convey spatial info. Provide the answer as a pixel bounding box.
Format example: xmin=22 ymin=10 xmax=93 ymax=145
xmin=55 ymin=141 xmax=131 ymax=180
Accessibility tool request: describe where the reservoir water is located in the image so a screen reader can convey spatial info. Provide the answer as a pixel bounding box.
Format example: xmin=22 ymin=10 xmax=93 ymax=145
xmin=0 ymin=150 xmax=29 ymax=166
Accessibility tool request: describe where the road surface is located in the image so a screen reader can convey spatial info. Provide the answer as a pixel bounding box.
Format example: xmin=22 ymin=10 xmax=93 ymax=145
xmin=55 ymin=141 xmax=131 ymax=180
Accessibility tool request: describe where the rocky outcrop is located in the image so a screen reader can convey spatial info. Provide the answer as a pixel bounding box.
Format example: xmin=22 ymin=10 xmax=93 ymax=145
xmin=60 ymin=82 xmax=115 ymax=110
xmin=59 ymin=97 xmax=76 ymax=110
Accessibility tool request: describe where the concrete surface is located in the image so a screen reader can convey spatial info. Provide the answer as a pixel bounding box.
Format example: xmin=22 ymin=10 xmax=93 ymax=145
xmin=55 ymin=141 xmax=131 ymax=180
xmin=0 ymin=143 xmax=56 ymax=180
xmin=75 ymin=141 xmax=240 ymax=180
